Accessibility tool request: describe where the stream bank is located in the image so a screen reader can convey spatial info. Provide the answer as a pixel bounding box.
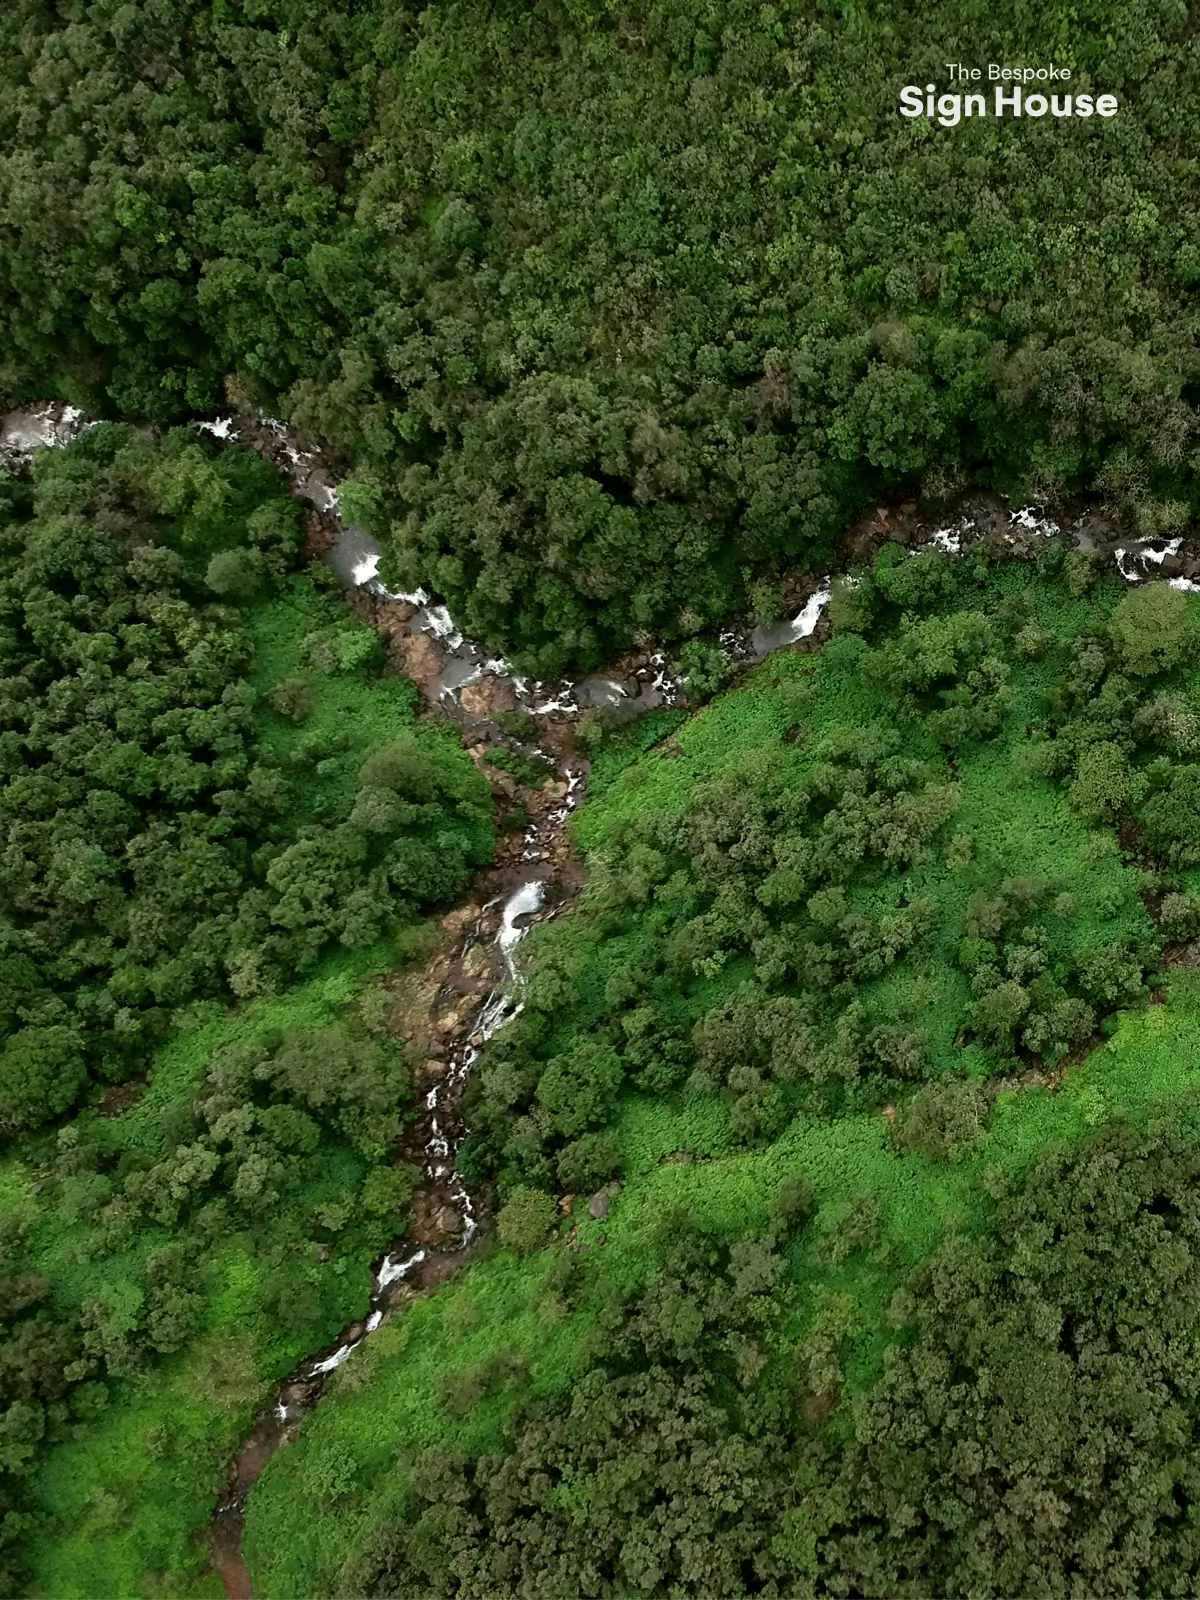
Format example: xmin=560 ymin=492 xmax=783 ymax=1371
xmin=188 ymin=465 xmax=1200 ymax=1595
xmin=7 ymin=400 xmax=1200 ymax=1596
xmin=207 ymin=857 xmax=573 ymax=1599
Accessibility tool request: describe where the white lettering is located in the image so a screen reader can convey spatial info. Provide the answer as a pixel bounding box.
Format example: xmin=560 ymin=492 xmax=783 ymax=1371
xmin=900 ymin=72 xmax=1104 ymax=125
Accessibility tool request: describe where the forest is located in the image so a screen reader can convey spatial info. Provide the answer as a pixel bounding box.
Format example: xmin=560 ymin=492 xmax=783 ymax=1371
xmin=246 ymin=535 xmax=1200 ymax=1600
xmin=4 ymin=0 xmax=1200 ymax=1595
xmin=3 ymin=0 xmax=1200 ymax=669
xmin=0 ymin=426 xmax=496 ymax=1595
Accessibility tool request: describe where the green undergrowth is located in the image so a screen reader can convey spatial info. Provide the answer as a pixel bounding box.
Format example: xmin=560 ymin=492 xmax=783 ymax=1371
xmin=462 ymin=551 xmax=1164 ymax=1201
xmin=0 ymin=429 xmax=496 ymax=1596
xmin=243 ymin=545 xmax=1200 ymax=1596
xmin=582 ymin=707 xmax=690 ymax=797
xmin=246 ymin=574 xmax=423 ymax=825
xmin=18 ymin=945 xmax=394 ymax=1600
xmin=243 ymin=968 xmax=1200 ymax=1598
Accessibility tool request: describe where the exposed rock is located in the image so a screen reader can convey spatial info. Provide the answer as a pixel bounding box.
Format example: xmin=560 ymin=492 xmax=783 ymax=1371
xmin=478 ymin=762 xmax=518 ymax=799
xmin=392 ymin=630 xmax=444 ymax=686
xmin=575 ymin=675 xmax=634 ymax=710
xmin=299 ymin=509 xmax=337 ymax=563
xmin=375 ymin=600 xmax=418 ymax=631
xmin=588 ymin=1182 xmax=622 ymax=1220
xmin=461 ymin=942 xmax=490 ymax=978
xmin=460 ymin=676 xmax=517 ymax=716
xmin=845 ymin=503 xmax=902 ymax=563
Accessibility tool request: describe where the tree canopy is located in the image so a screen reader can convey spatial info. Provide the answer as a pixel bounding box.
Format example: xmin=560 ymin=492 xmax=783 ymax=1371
xmin=338 ymin=1123 xmax=1200 ymax=1599
xmin=3 ymin=0 xmax=1200 ymax=667
xmin=0 ymin=424 xmax=491 ymax=1132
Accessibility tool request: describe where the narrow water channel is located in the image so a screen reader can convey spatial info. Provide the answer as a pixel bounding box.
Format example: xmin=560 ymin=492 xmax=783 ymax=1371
xmin=3 ymin=400 xmax=1189 ymax=1597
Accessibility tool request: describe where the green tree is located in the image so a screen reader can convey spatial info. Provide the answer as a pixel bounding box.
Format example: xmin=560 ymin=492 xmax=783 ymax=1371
xmin=1110 ymin=584 xmax=1198 ymax=677
xmin=496 ymin=1188 xmax=558 ymax=1255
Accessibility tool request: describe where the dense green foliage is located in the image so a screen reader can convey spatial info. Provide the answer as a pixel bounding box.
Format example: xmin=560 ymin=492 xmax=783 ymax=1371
xmin=0 ymin=424 xmax=490 ymax=1133
xmin=804 ymin=1122 xmax=1200 ymax=1596
xmin=5 ymin=0 xmax=1200 ymax=668
xmin=462 ymin=543 xmax=1184 ymax=1202
xmin=282 ymin=1121 xmax=1200 ymax=1599
xmin=245 ymin=954 xmax=1200 ymax=1597
xmin=243 ymin=548 xmax=1200 ymax=1600
xmin=2 ymin=1007 xmax=419 ymax=1578
xmin=0 ymin=428 xmax=493 ymax=1595
xmin=12 ymin=1 xmax=1200 ymax=1589
xmin=340 ymin=1210 xmax=811 ymax=1598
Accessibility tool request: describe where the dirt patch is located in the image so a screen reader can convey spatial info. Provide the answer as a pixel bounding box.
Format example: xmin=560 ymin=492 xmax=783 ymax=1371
xmin=96 ymin=1079 xmax=146 ymax=1118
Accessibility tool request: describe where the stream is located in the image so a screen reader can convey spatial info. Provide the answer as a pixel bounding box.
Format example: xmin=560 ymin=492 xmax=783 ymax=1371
xmin=207 ymin=868 xmax=551 ymax=1600
xmin=4 ymin=400 xmax=1198 ymax=1597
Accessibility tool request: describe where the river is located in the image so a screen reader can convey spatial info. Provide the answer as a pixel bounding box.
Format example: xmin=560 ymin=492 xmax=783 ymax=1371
xmin=2 ymin=399 xmax=1191 ymax=1597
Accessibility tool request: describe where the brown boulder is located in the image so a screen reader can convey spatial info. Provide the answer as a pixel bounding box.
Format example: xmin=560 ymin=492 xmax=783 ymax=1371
xmin=375 ymin=600 xmax=418 ymax=633
xmin=393 ymin=631 xmax=444 ymax=685
xmin=461 ymin=943 xmax=490 ymax=978
xmin=439 ymin=906 xmax=479 ymax=938
xmin=460 ymin=676 xmax=518 ymax=716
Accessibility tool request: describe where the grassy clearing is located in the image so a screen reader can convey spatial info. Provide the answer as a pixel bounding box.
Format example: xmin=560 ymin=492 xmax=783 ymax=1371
xmin=243 ymin=963 xmax=1200 ymax=1597
xmin=243 ymin=561 xmax=1200 ymax=1596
